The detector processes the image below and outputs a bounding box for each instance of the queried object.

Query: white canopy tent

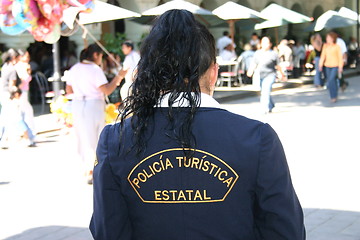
[255,3,312,30]
[254,3,312,44]
[212,1,264,42]
[63,0,141,29]
[311,8,360,32]
[132,0,223,27]
[212,1,262,21]
[79,1,140,25]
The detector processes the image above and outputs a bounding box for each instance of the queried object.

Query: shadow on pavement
[4,225,93,240]
[304,208,360,240]
[224,78,360,110]
[274,86,360,109]
[34,139,58,144]
[3,209,360,240]
[32,103,51,117]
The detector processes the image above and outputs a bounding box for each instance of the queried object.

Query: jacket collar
[157,92,222,109]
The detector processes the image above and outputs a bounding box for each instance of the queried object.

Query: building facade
[115,0,355,47]
[0,0,356,55]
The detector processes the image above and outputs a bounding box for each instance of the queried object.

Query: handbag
[106,75,126,104]
[107,86,121,104]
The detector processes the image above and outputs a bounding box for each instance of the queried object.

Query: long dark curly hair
[120,9,216,156]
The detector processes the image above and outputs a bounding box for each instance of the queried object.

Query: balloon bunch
[0,0,94,43]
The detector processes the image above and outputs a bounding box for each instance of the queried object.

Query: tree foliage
[102,32,127,60]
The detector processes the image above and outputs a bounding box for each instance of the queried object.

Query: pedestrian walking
[247,36,286,114]
[1,88,36,147]
[90,10,305,240]
[65,43,123,184]
[310,33,324,88]
[319,32,343,103]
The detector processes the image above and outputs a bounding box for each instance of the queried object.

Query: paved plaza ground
[222,75,360,240]
[0,74,359,240]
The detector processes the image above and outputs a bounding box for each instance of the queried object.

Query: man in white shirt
[336,36,348,65]
[217,31,233,55]
[119,41,141,100]
[219,40,237,61]
[336,37,347,54]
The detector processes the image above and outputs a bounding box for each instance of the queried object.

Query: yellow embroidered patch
[127,148,239,203]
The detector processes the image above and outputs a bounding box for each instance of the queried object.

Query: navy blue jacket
[90,107,305,240]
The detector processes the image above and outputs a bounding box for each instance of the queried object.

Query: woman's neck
[82,60,95,64]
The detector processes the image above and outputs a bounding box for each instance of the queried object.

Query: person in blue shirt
[240,43,256,84]
[90,9,305,240]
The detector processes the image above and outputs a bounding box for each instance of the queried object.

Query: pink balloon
[36,0,63,24]
[31,16,53,41]
[66,0,94,11]
[0,0,13,14]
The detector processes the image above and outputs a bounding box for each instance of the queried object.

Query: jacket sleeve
[90,125,132,240]
[254,124,305,240]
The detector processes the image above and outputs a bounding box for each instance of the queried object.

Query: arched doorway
[288,3,306,41]
[236,0,251,8]
[312,5,324,20]
[200,0,217,11]
[158,0,166,6]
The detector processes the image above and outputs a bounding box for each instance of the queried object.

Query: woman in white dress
[66,44,124,183]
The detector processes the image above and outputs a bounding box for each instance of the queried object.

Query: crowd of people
[215,30,355,112]
[216,31,307,87]
[0,40,140,184]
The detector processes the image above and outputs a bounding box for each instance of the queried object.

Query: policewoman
[90,10,305,240]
